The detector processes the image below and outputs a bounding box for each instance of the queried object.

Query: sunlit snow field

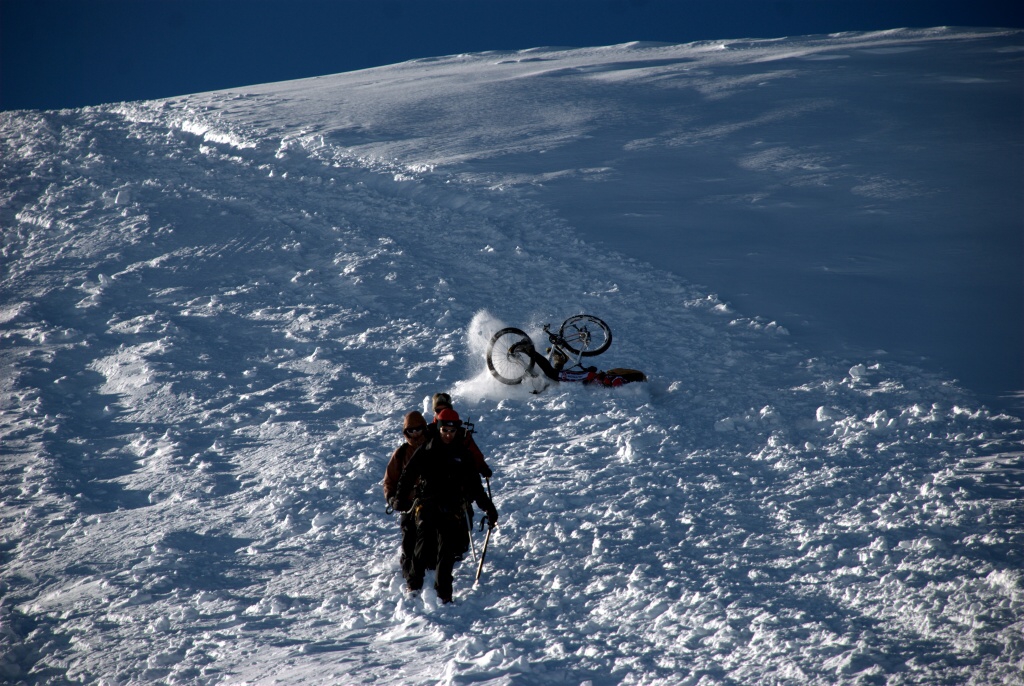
[1,27,1022,685]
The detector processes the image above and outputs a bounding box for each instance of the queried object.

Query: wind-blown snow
[1,28,1022,686]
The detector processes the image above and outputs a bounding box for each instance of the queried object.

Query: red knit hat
[436,408,461,426]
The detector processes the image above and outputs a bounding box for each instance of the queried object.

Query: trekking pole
[474,478,495,584]
[475,519,492,584]
[465,504,478,565]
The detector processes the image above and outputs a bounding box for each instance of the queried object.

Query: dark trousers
[399,512,424,581]
[409,505,467,601]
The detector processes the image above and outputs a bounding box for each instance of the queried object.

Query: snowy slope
[1,28,1022,686]
[183,26,1024,409]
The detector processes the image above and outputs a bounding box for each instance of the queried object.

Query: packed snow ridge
[1,28,1022,686]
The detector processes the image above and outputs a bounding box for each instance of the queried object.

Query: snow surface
[1,27,1023,686]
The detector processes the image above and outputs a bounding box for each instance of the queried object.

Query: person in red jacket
[429,393,493,559]
[382,411,430,585]
[429,393,492,479]
[517,345,646,387]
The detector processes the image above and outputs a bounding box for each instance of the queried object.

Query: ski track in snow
[2,30,1023,686]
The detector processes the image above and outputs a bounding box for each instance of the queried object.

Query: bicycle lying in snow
[485,314,614,386]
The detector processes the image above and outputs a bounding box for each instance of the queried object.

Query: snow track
[2,31,1023,686]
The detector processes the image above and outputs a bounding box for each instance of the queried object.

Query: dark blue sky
[2,0,1022,111]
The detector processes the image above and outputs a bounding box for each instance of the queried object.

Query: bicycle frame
[541,324,588,371]
[508,326,585,386]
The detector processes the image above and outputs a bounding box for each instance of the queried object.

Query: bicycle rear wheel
[559,315,612,357]
[486,328,537,385]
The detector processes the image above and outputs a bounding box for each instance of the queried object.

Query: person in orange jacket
[383,411,430,585]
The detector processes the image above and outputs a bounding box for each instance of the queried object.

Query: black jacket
[396,436,495,518]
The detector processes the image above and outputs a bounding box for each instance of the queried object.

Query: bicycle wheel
[486,328,537,385]
[559,314,612,357]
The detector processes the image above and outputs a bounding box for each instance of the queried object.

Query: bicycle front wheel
[559,315,612,357]
[486,328,536,385]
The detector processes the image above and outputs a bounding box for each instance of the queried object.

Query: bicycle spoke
[558,315,612,357]
[486,328,536,384]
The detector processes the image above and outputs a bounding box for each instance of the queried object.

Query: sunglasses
[404,426,426,436]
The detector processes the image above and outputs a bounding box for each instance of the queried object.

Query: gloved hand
[389,496,410,513]
[485,505,498,529]
[480,464,493,479]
